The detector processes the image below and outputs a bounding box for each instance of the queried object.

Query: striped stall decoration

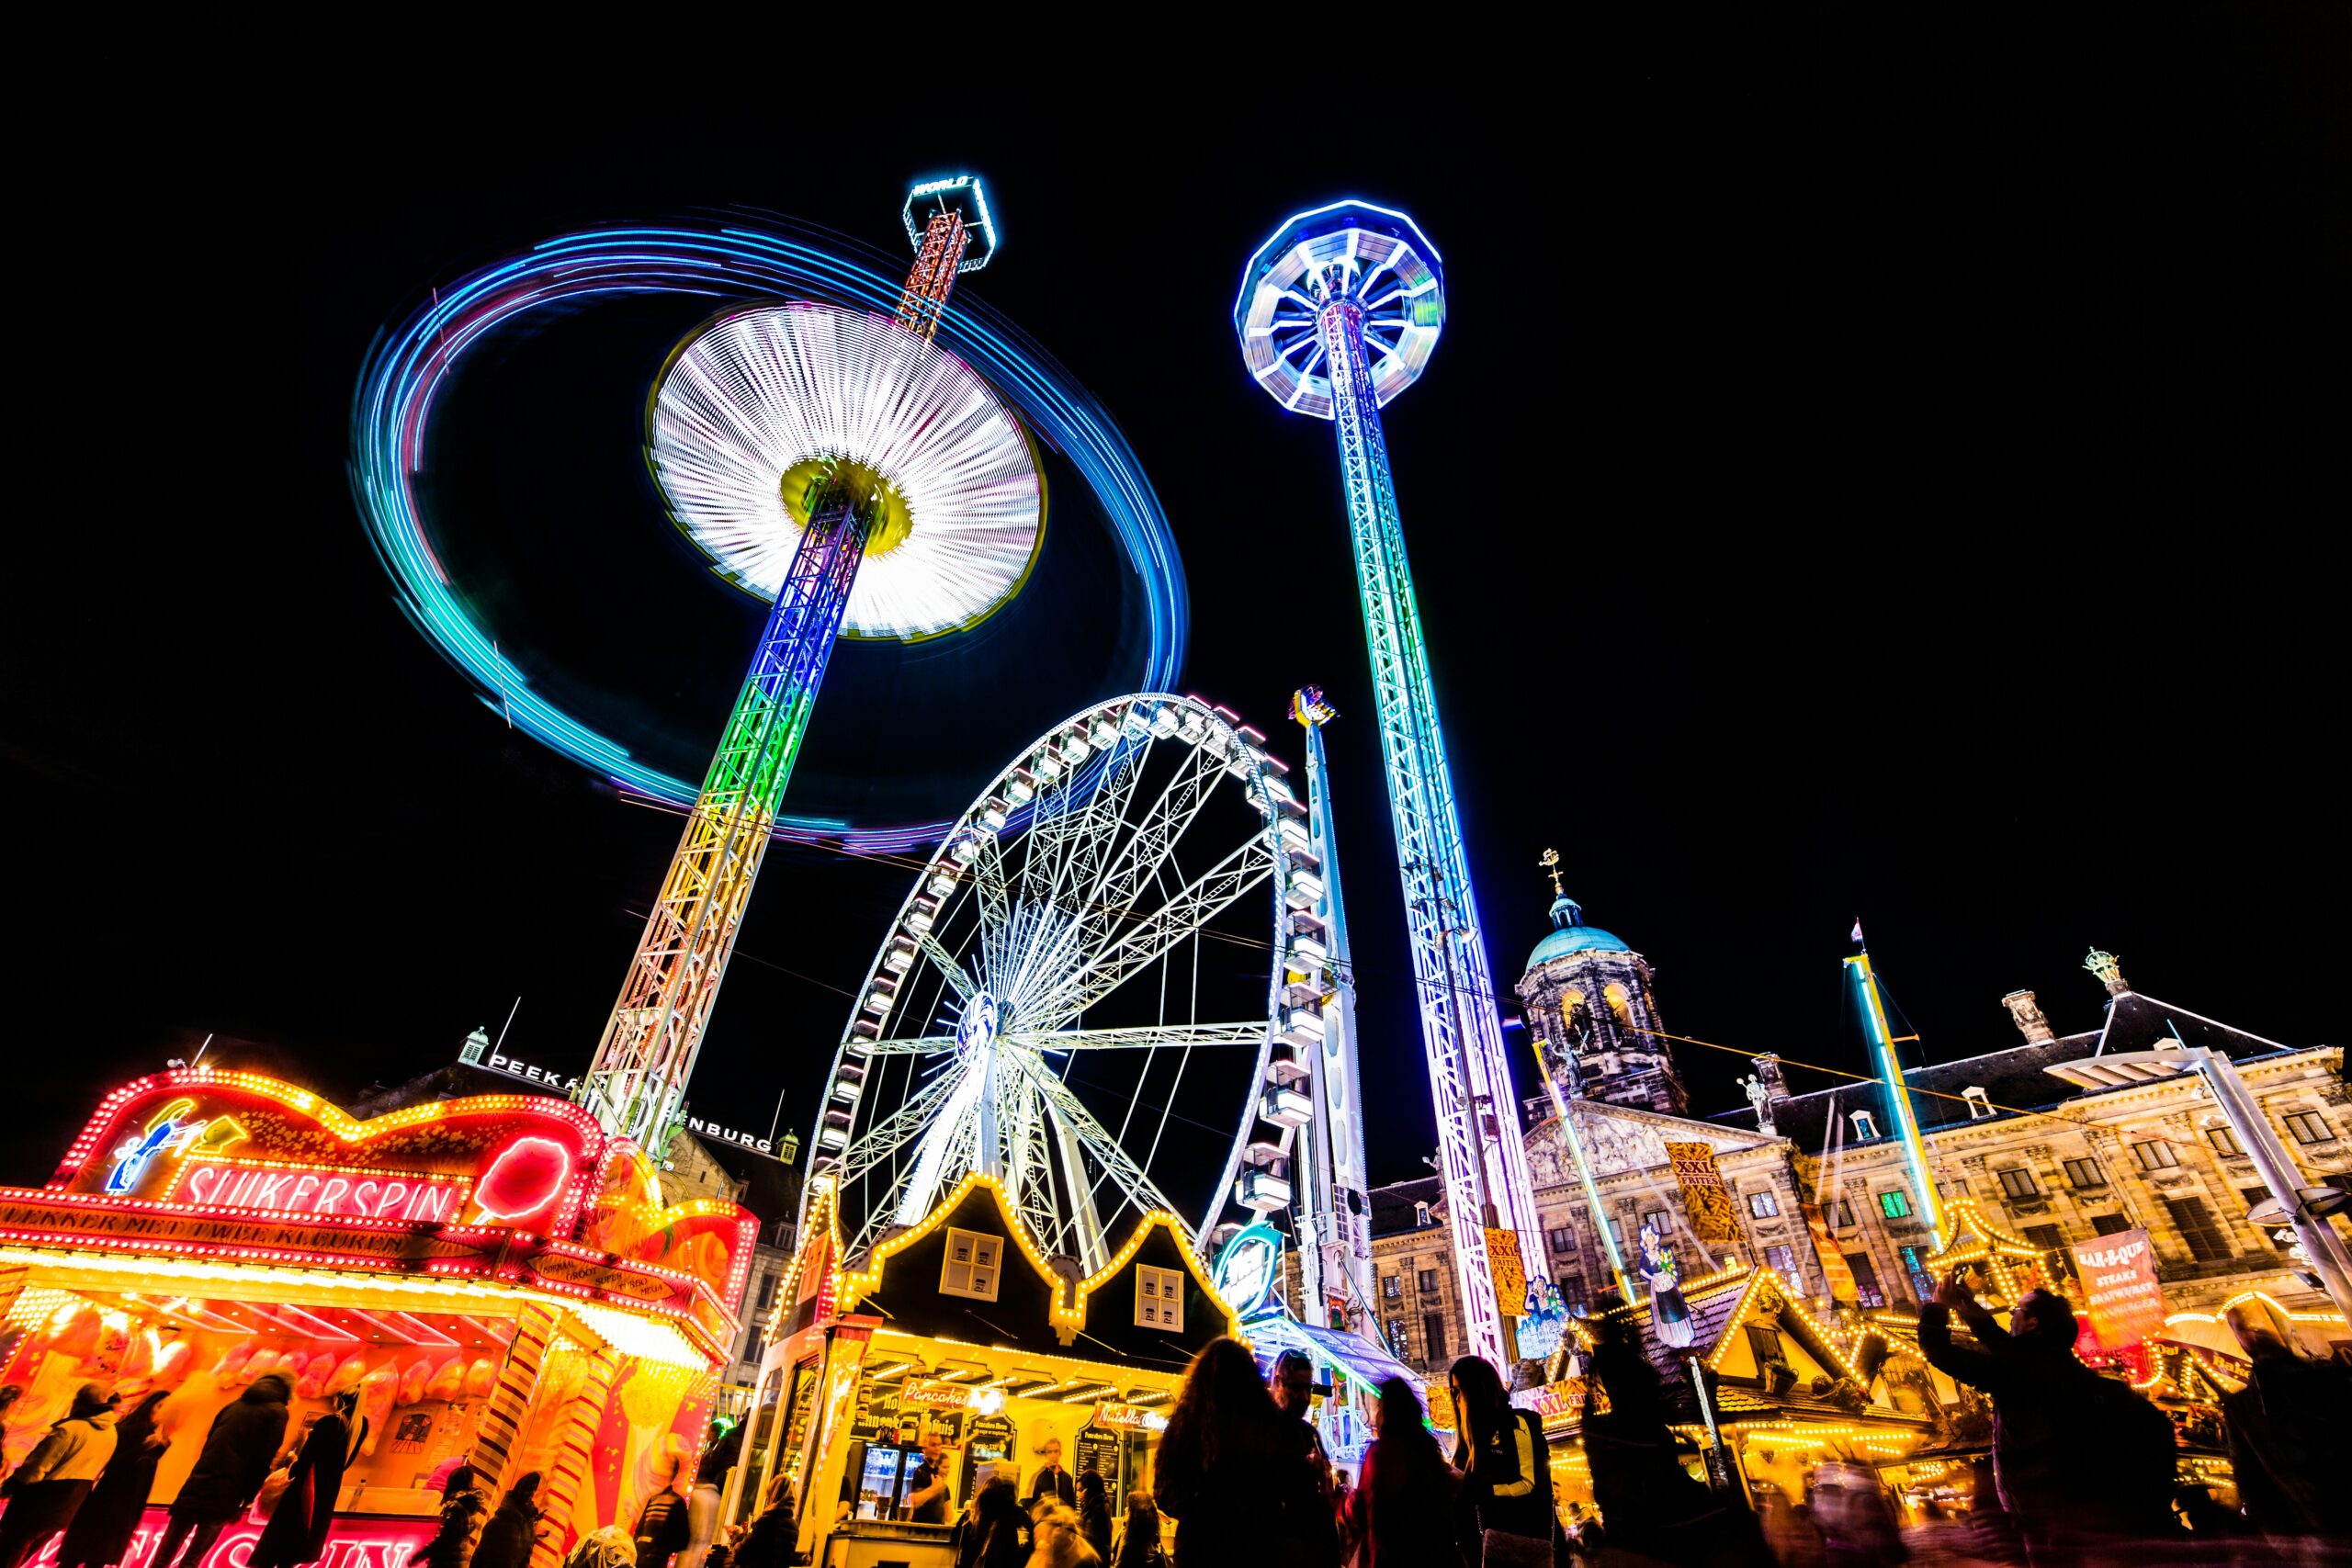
[528,1345,622,1568]
[470,1303,558,1491]
[0,1265,27,1325]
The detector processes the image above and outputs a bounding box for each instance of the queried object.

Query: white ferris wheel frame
[808,694,1307,1274]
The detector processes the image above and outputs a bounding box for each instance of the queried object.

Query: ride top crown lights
[1236,201,1541,1369]
[582,181,1042,1147]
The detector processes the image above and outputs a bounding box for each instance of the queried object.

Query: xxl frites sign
[2068,1228,2166,1351]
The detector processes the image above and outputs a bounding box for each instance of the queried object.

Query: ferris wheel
[810,694,1318,1272]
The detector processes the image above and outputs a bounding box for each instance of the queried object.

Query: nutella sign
[174,1160,470,1224]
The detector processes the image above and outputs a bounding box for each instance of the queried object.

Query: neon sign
[1092,1401,1169,1432]
[106,1100,248,1196]
[170,1158,469,1223]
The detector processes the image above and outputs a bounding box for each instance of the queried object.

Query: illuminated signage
[478,1053,780,1156]
[1091,1401,1168,1432]
[2069,1228,2166,1351]
[25,1502,435,1568]
[106,1100,249,1195]
[168,1158,469,1223]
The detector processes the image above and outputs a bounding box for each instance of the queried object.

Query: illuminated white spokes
[812,694,1295,1272]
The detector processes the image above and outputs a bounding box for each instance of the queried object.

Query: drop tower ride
[583,179,1036,1145]
[1236,203,1540,1366]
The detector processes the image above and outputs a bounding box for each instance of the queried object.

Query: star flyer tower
[1236,203,1540,1365]
[582,177,1037,1145]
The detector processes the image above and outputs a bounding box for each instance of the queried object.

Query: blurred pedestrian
[2222,1294,2352,1566]
[1027,1506,1099,1568]
[1577,1318,1757,1564]
[1074,1470,1111,1562]
[1151,1337,1327,1567]
[471,1472,546,1568]
[153,1371,291,1568]
[1807,1461,1905,1566]
[678,1422,741,1568]
[958,1472,1030,1568]
[420,1463,495,1568]
[1449,1355,1555,1565]
[0,1383,119,1568]
[1025,1438,1076,1511]
[58,1388,171,1568]
[1918,1274,2175,1566]
[1108,1492,1164,1568]
[1340,1376,1461,1568]
[733,1472,800,1568]
[252,1385,368,1568]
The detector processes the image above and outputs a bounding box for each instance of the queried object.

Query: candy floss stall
[0,1071,754,1568]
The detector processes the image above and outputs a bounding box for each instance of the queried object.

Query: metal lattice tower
[1286,687,1377,1330]
[582,178,1019,1145]
[1236,203,1541,1366]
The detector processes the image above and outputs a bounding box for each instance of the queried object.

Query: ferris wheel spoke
[1010,1052,1191,1247]
[1015,1021,1266,1052]
[919,935,978,1001]
[1026,837,1275,1030]
[972,836,1012,981]
[836,1067,966,1183]
[855,1035,957,1056]
[1011,739,1223,1023]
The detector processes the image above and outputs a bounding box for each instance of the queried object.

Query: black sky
[10,21,2346,1196]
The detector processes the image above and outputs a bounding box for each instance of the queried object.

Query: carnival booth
[0,1071,753,1568]
[1532,1262,1935,1517]
[743,1174,1240,1568]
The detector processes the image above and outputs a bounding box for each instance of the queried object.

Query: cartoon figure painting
[1638,1224,1694,1349]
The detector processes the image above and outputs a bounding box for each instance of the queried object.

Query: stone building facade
[1369,893,2351,1369]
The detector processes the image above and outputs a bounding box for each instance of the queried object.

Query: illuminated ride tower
[1236,203,1540,1366]
[582,179,1041,1145]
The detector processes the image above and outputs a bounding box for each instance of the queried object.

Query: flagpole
[1532,1039,1637,1305]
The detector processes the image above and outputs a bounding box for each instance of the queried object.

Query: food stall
[745,1173,1241,1568]
[0,1069,753,1568]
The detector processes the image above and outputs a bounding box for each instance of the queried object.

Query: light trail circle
[812,694,1291,1274]
[351,217,1187,852]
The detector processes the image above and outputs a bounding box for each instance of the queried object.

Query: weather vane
[1539,848,1565,897]
[2083,947,2128,997]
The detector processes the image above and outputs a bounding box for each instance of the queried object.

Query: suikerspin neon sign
[167,1157,471,1223]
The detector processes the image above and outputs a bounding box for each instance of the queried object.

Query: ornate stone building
[1370,897,2351,1370]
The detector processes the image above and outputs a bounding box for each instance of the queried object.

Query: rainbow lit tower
[582,178,1040,1145]
[1236,203,1540,1365]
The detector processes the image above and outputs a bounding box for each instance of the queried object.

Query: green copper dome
[1528,894,1633,967]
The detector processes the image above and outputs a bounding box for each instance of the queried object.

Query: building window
[1937,1178,1969,1201]
[2022,1224,2068,1254]
[1747,1191,1780,1218]
[2163,1194,2233,1262]
[1846,1251,1886,1308]
[2206,1127,2244,1157]
[1382,1273,1401,1301]
[1764,1245,1798,1284]
[1419,1269,1440,1293]
[2132,1141,2178,1172]
[1743,1324,1786,1369]
[2062,1158,2107,1190]
[2284,1112,2335,1145]
[1136,1264,1186,1329]
[1545,1225,1576,1254]
[757,1272,781,1311]
[939,1227,1002,1302]
[1898,1245,1934,1303]
[1557,1274,1585,1305]
[1996,1168,2040,1200]
[1608,1218,1623,1247]
[1385,1320,1408,1358]
[1641,1211,1670,1240]
[2090,1213,2134,1236]
[1423,1313,1448,1362]
[1415,1201,1433,1228]
[742,1328,764,1366]
[1826,1200,1857,1229]
[1880,1189,1912,1220]
[1851,1111,1879,1141]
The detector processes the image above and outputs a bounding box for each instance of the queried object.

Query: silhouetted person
[59,1388,171,1568]
[252,1385,368,1568]
[1341,1376,1461,1568]
[1918,1276,2175,1566]
[0,1383,119,1568]
[1152,1337,1326,1567]
[471,1472,545,1568]
[2222,1295,2352,1565]
[153,1371,292,1568]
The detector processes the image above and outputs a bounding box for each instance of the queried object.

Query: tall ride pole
[582,179,1001,1145]
[1238,204,1541,1367]
[1290,687,1377,1331]
[1847,944,1943,1249]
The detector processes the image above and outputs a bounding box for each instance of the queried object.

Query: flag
[1850,919,1865,944]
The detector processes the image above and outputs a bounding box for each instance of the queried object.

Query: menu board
[1075,1424,1122,1490]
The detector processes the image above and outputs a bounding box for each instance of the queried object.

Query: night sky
[12,23,2345,1201]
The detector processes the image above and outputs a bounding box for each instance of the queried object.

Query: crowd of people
[2,1287,2341,1568]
